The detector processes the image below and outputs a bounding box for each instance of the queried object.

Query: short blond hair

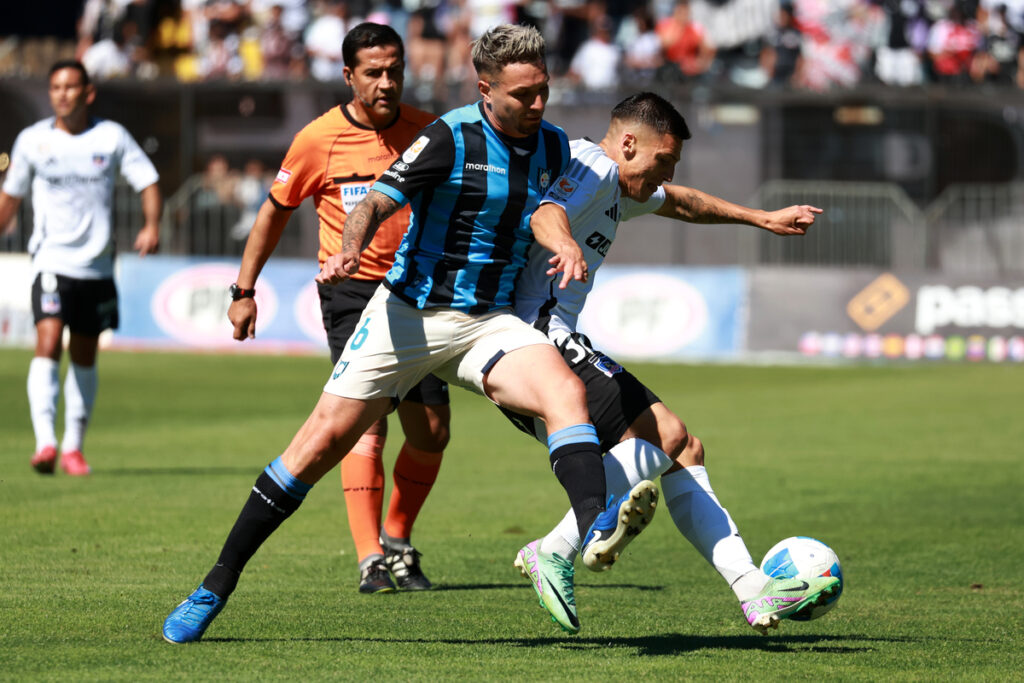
[471,24,546,80]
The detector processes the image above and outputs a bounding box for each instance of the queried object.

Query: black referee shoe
[383,544,433,591]
[358,558,396,594]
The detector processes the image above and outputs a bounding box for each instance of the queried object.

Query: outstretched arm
[530,202,588,289]
[655,184,822,235]
[228,197,293,340]
[0,192,22,234]
[316,190,400,284]
[133,183,163,255]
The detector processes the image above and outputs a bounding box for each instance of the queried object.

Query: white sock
[27,357,59,452]
[539,438,673,562]
[660,465,767,601]
[61,362,97,453]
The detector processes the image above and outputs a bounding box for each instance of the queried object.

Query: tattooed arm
[655,184,822,235]
[316,190,401,284]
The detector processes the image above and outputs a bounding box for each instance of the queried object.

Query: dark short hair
[48,60,90,86]
[342,22,404,69]
[610,92,691,141]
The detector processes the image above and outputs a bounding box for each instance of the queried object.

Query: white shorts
[323,285,553,401]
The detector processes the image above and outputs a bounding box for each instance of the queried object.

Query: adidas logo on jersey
[604,203,619,222]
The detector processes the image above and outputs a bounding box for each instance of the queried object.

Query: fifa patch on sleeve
[275,168,292,184]
[548,176,579,201]
[402,136,430,163]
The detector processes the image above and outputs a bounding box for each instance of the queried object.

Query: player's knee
[661,416,690,458]
[678,433,704,468]
[416,422,450,451]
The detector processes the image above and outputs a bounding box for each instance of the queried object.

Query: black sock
[202,464,308,598]
[549,441,606,544]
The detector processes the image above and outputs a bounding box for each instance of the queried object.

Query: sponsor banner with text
[0,254,35,347]
[748,267,1024,362]
[117,255,328,353]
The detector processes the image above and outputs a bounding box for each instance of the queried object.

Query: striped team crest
[538,168,552,191]
[92,154,109,168]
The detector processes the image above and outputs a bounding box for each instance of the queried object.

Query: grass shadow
[431,583,665,593]
[202,632,907,654]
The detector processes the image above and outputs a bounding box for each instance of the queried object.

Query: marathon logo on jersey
[393,161,409,172]
[464,162,507,176]
[402,135,430,164]
[275,167,292,185]
[548,176,579,202]
[340,182,372,213]
[92,154,109,169]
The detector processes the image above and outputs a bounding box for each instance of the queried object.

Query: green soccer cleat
[741,575,841,634]
[514,539,580,634]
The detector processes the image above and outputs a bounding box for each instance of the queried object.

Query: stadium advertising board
[748,268,1024,362]
[0,254,34,347]
[117,255,327,353]
[577,266,745,360]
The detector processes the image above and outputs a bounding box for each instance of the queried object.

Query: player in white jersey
[506,93,839,635]
[0,60,162,476]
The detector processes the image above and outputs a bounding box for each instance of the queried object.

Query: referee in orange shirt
[226,22,446,594]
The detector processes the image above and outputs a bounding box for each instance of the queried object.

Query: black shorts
[500,327,662,452]
[31,272,119,336]
[317,278,449,406]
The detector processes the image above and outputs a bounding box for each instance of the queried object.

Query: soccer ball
[760,536,843,621]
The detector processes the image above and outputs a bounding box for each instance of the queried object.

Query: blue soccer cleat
[162,585,227,644]
[580,480,658,572]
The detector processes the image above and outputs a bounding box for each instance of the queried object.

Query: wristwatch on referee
[229,283,255,301]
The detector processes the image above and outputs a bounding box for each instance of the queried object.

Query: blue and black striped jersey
[371,101,570,313]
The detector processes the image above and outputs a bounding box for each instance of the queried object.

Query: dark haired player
[0,60,162,476]
[505,92,836,634]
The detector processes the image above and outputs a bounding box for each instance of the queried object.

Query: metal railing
[2,177,319,260]
[3,176,1023,276]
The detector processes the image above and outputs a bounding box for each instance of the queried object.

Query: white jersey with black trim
[3,117,159,279]
[515,138,666,342]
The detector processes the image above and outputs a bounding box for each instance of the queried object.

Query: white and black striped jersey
[3,117,159,279]
[515,138,666,341]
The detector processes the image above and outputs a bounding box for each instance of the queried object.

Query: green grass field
[1,348,1022,680]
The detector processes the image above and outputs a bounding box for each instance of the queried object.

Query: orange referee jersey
[268,103,437,280]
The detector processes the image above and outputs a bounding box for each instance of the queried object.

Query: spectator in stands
[875,0,927,86]
[82,17,139,80]
[258,3,305,79]
[406,0,447,103]
[550,0,596,76]
[620,7,664,85]
[568,14,621,91]
[971,2,1024,84]
[230,158,271,240]
[305,0,356,81]
[198,17,244,79]
[656,0,716,82]
[194,154,240,232]
[928,3,983,84]
[761,2,805,87]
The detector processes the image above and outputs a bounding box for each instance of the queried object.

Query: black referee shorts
[31,272,119,336]
[500,329,662,452]
[317,278,449,406]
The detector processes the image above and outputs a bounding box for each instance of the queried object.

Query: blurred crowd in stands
[3,0,1024,92]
